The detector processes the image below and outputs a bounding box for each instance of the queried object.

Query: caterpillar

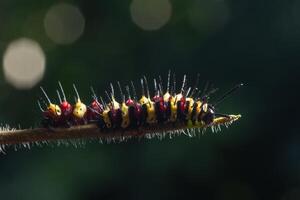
[39,71,242,132]
[0,71,242,153]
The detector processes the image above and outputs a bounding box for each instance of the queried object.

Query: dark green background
[0,0,299,199]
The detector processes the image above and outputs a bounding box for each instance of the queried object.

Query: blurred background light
[188,0,230,35]
[130,0,172,31]
[44,3,85,45]
[3,38,46,89]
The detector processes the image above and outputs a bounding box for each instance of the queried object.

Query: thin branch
[0,115,241,146]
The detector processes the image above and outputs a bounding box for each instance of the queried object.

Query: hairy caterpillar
[0,71,242,153]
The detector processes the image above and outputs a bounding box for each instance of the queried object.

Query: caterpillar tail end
[187,114,241,129]
[212,114,241,126]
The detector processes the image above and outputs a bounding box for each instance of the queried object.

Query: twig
[0,115,241,146]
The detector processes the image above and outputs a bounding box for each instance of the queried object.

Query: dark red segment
[126,98,146,127]
[126,99,134,106]
[57,101,73,127]
[180,97,186,113]
[87,99,103,121]
[108,107,122,128]
[154,96,167,123]
[126,101,145,128]
[152,95,160,102]
[177,97,187,122]
[60,101,72,118]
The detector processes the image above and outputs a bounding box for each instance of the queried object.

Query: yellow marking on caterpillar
[175,93,183,104]
[102,109,111,128]
[121,102,130,128]
[170,96,177,122]
[111,98,120,110]
[145,101,156,124]
[73,99,87,119]
[48,103,61,116]
[186,97,194,120]
[139,95,149,105]
[163,92,171,102]
[202,103,208,113]
[140,95,156,124]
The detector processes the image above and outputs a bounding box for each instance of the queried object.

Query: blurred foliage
[0,0,299,199]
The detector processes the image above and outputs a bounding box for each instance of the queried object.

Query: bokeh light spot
[3,38,46,89]
[44,3,85,44]
[130,0,172,31]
